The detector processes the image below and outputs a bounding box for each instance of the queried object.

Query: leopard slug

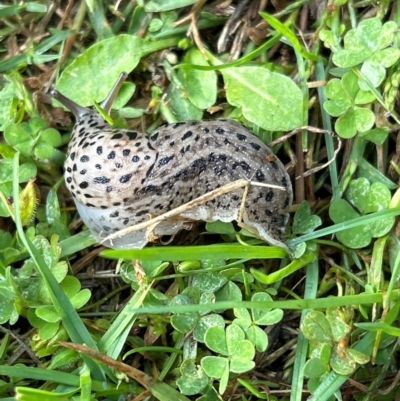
[51,72,293,249]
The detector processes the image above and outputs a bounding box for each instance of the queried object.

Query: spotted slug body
[51,73,292,249]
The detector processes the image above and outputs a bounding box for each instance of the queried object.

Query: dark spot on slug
[136,210,148,217]
[250,142,261,151]
[120,174,132,183]
[265,191,274,202]
[182,131,193,140]
[255,169,265,182]
[127,131,138,140]
[93,176,111,184]
[158,155,174,167]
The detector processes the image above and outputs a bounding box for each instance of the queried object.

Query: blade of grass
[60,230,97,258]
[289,206,400,246]
[101,244,288,261]
[290,258,319,401]
[12,153,106,381]
[98,283,150,358]
[260,12,320,62]
[60,342,192,401]
[84,0,113,39]
[0,366,107,392]
[315,60,340,200]
[127,290,400,315]
[174,32,282,71]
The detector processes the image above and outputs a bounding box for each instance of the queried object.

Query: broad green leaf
[0,281,18,324]
[59,274,81,298]
[167,80,203,121]
[221,66,303,131]
[56,35,177,108]
[181,48,217,109]
[145,0,196,12]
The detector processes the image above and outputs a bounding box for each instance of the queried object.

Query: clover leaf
[4,117,61,159]
[332,18,400,69]
[233,292,283,352]
[176,359,209,396]
[202,325,255,394]
[324,71,375,138]
[301,309,369,376]
[292,201,322,234]
[329,178,394,248]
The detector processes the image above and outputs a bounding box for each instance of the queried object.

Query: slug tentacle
[52,73,293,249]
[50,89,90,118]
[101,72,128,113]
